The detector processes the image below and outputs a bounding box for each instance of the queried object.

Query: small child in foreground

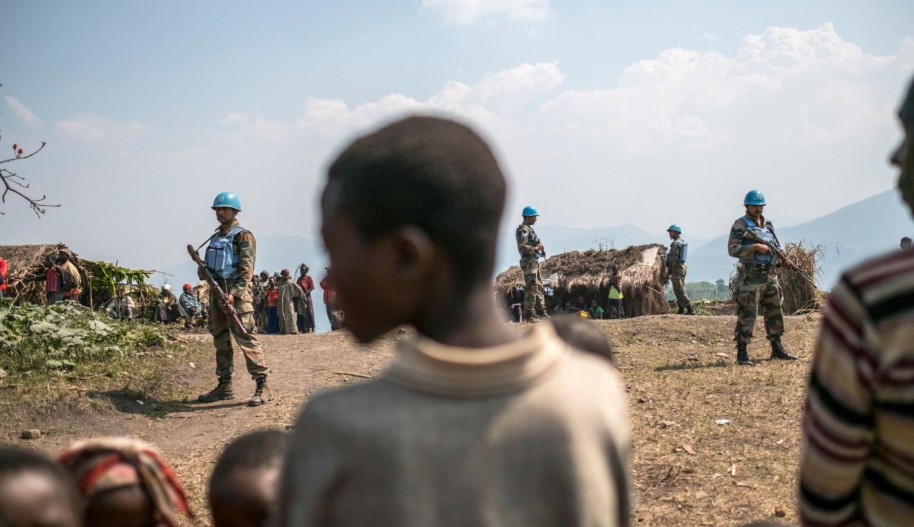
[0,446,81,527]
[209,430,287,527]
[58,437,191,527]
[277,116,630,526]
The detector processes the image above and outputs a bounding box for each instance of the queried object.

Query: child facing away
[0,446,82,527]
[209,430,288,527]
[58,437,191,527]
[277,116,631,527]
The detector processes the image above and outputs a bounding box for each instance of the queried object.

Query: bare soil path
[3,315,819,526]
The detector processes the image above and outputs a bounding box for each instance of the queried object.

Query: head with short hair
[551,315,614,364]
[321,116,507,342]
[0,446,82,527]
[893,77,914,214]
[57,251,70,264]
[209,431,287,527]
[901,236,912,249]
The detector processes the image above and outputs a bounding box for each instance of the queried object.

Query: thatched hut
[495,245,671,317]
[0,244,87,304]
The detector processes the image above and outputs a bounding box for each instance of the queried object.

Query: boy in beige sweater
[277,116,631,527]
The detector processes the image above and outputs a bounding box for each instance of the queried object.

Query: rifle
[741,229,817,289]
[186,244,248,335]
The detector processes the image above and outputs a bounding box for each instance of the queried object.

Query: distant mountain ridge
[688,189,912,287]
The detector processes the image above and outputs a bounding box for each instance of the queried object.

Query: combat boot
[198,378,234,402]
[770,340,798,360]
[685,305,695,316]
[536,311,551,320]
[736,344,754,366]
[248,377,274,407]
[676,306,685,315]
[524,312,539,323]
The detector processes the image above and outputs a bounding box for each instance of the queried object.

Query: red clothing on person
[297,275,315,293]
[320,276,335,304]
[46,266,61,293]
[0,257,7,293]
[267,288,278,307]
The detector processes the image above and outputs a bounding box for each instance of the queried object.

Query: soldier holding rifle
[516,206,548,322]
[193,192,272,406]
[727,190,799,366]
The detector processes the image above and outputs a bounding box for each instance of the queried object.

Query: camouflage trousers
[278,300,298,335]
[670,266,690,309]
[209,297,268,380]
[521,257,546,316]
[734,264,784,344]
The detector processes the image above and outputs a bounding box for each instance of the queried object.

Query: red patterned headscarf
[58,438,191,526]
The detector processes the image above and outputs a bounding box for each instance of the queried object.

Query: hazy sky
[2,0,913,272]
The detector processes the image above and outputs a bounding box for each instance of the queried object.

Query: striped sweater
[800,248,914,526]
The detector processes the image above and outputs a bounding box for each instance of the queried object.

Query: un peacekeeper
[516,206,548,321]
[197,192,273,406]
[727,190,798,366]
[666,224,694,315]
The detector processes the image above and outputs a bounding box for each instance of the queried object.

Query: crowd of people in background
[251,264,343,335]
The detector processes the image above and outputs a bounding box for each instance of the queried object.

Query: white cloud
[217,24,914,238]
[5,96,41,126]
[55,112,147,145]
[701,33,717,41]
[421,0,551,24]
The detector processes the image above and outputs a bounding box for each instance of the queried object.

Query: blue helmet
[744,190,766,206]
[522,206,539,217]
[667,224,682,233]
[212,192,241,211]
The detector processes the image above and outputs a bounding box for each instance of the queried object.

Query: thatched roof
[496,244,667,292]
[0,244,74,271]
[496,244,671,317]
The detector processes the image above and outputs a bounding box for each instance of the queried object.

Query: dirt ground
[1,315,818,527]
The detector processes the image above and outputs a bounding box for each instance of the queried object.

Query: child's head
[0,446,81,527]
[209,430,287,527]
[591,299,598,307]
[321,116,507,342]
[58,437,190,527]
[551,315,615,365]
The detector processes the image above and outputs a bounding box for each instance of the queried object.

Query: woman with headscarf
[58,437,191,527]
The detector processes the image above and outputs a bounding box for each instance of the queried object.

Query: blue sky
[2,0,914,272]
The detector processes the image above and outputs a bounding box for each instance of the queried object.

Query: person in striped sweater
[799,77,914,526]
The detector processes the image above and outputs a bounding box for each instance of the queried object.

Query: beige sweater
[277,323,631,527]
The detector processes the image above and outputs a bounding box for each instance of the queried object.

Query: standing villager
[798,76,914,527]
[516,206,548,321]
[252,270,270,333]
[666,224,693,315]
[606,265,624,319]
[277,116,630,527]
[155,285,187,325]
[197,192,272,407]
[727,190,798,366]
[0,256,7,298]
[104,287,136,320]
[37,255,64,304]
[321,266,343,331]
[266,276,280,334]
[277,269,304,335]
[57,251,81,303]
[296,264,316,333]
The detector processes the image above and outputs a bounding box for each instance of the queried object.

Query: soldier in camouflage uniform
[516,206,547,321]
[727,190,798,366]
[666,224,694,315]
[277,269,304,335]
[198,192,273,406]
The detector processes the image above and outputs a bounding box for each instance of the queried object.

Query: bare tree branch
[0,143,60,216]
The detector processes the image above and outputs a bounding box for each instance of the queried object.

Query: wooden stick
[334,371,370,379]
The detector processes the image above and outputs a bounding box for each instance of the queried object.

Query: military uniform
[516,223,546,318]
[666,239,691,313]
[277,280,304,335]
[727,215,784,345]
[206,219,269,381]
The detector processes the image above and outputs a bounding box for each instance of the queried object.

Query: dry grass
[605,314,818,526]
